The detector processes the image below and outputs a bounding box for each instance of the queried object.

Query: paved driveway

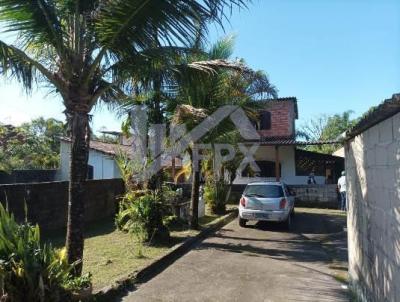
[119,209,349,302]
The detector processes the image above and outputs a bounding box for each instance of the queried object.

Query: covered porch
[234,138,344,185]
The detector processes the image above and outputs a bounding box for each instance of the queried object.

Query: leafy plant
[116,193,170,245]
[204,179,229,214]
[63,272,92,291]
[0,203,89,302]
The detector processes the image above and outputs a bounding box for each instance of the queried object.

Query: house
[345,93,400,301]
[58,135,182,181]
[58,97,343,185]
[234,97,344,185]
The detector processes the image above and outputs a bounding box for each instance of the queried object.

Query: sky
[0,0,399,133]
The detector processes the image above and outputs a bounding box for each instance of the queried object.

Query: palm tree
[0,0,249,275]
[170,36,277,228]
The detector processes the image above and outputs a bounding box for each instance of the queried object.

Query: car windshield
[244,185,284,198]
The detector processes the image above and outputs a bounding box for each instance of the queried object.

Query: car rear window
[244,185,284,198]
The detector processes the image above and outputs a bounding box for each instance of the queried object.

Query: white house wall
[88,150,120,180]
[233,145,292,184]
[57,141,122,181]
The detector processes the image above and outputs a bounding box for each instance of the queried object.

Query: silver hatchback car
[238,182,295,229]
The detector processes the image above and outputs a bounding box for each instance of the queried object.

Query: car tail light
[240,197,247,207]
[279,198,287,209]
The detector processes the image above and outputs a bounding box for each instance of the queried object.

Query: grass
[81,224,201,290]
[45,206,228,291]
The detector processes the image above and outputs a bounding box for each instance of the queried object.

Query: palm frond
[95,0,248,51]
[0,0,64,52]
[0,40,58,92]
[209,34,235,60]
[0,40,33,90]
[244,70,278,99]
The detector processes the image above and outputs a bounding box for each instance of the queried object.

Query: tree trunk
[65,109,90,276]
[189,149,199,229]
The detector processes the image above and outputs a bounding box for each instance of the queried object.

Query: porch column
[275,145,280,181]
[172,157,176,183]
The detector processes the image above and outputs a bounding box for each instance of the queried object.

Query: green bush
[0,204,89,302]
[204,180,229,214]
[116,193,170,244]
[163,215,188,231]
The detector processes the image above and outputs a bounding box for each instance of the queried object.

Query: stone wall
[290,184,339,208]
[228,184,339,208]
[0,179,125,231]
[346,112,400,302]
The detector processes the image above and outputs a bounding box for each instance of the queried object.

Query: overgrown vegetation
[0,204,91,301]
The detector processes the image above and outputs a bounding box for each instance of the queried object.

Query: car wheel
[290,208,295,218]
[239,217,247,227]
[283,214,292,231]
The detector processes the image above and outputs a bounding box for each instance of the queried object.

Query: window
[241,160,281,178]
[244,185,284,198]
[260,111,271,130]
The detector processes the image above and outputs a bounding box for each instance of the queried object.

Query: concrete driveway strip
[120,214,348,302]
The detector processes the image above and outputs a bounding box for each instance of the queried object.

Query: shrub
[0,204,89,302]
[163,215,188,231]
[116,193,170,245]
[204,179,229,214]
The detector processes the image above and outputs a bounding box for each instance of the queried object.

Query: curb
[92,209,238,301]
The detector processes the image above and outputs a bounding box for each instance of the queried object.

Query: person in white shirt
[337,171,347,211]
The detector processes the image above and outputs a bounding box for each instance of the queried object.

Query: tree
[0,118,66,171]
[170,36,277,228]
[298,110,356,154]
[0,0,249,275]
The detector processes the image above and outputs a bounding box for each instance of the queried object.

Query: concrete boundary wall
[346,111,400,301]
[0,179,125,231]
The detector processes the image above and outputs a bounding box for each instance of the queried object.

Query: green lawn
[81,222,199,290]
[45,209,228,291]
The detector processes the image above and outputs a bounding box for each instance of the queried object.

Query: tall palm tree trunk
[65,108,90,276]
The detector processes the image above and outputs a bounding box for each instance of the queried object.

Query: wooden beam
[275,145,280,181]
